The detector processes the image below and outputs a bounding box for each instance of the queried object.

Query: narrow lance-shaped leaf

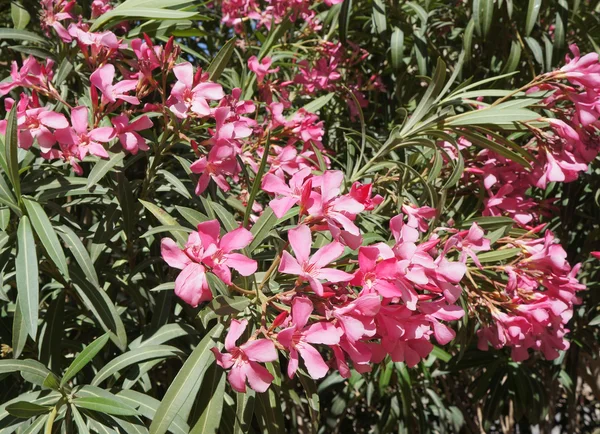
[4,104,21,201]
[16,216,38,339]
[206,37,236,82]
[23,198,69,278]
[61,333,110,387]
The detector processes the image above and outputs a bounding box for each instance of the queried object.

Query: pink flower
[194,220,257,285]
[90,64,140,105]
[54,106,114,158]
[401,204,436,232]
[262,167,314,218]
[248,56,279,84]
[161,235,211,307]
[111,114,153,154]
[212,319,278,393]
[278,224,353,296]
[591,252,600,259]
[277,297,340,379]
[168,62,224,118]
[0,57,53,96]
[349,182,383,211]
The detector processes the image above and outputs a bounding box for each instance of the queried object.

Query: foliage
[0,1,598,433]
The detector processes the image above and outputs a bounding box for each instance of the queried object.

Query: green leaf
[11,2,31,30]
[553,0,568,52]
[0,28,47,44]
[23,198,69,278]
[90,1,200,31]
[372,0,386,34]
[0,359,51,378]
[57,225,100,289]
[149,323,224,434]
[118,390,189,434]
[391,27,404,70]
[207,37,236,82]
[300,93,335,115]
[339,0,352,44]
[16,216,38,339]
[200,295,251,327]
[139,200,187,245]
[12,299,28,358]
[463,19,475,63]
[501,40,522,74]
[446,107,539,127]
[4,103,21,201]
[524,37,544,65]
[233,390,255,434]
[72,397,138,416]
[189,363,226,434]
[61,333,110,387]
[39,292,64,372]
[91,345,182,386]
[474,248,520,263]
[525,0,541,36]
[6,402,50,418]
[255,362,285,434]
[430,346,452,363]
[458,129,531,168]
[243,133,270,227]
[248,207,278,253]
[71,404,91,434]
[87,153,125,188]
[71,269,127,351]
[257,14,292,60]
[209,201,238,232]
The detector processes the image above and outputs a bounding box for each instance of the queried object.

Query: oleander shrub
[0,0,599,433]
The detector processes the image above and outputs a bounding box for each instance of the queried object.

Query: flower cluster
[474,231,585,361]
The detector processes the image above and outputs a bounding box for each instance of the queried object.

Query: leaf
[248,207,278,253]
[233,390,255,434]
[446,107,539,127]
[6,402,50,418]
[73,397,138,416]
[391,27,404,70]
[257,13,292,60]
[176,206,209,227]
[57,225,100,289]
[11,2,31,30]
[372,0,386,34]
[524,37,544,65]
[254,362,285,434]
[118,390,189,434]
[478,0,494,39]
[39,292,64,372]
[501,40,522,74]
[463,19,475,63]
[430,346,452,363]
[23,198,69,278]
[458,129,531,168]
[300,93,335,115]
[71,270,127,351]
[91,345,182,386]
[525,0,542,36]
[209,201,239,232]
[553,0,568,52]
[189,363,226,434]
[200,296,251,327]
[139,200,187,245]
[339,0,352,44]
[0,28,47,44]
[207,37,237,82]
[0,359,51,378]
[16,216,38,339]
[71,404,91,434]
[149,323,224,434]
[5,104,21,201]
[90,1,200,31]
[87,153,125,188]
[243,133,270,227]
[12,299,28,359]
[61,333,110,387]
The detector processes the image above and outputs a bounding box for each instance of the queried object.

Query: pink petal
[310,241,344,269]
[88,141,109,158]
[129,115,153,131]
[89,127,115,142]
[242,339,277,362]
[291,297,313,329]
[221,227,253,252]
[245,361,274,393]
[224,253,257,276]
[38,111,68,129]
[174,263,211,307]
[287,348,299,379]
[304,322,340,345]
[298,344,329,379]
[225,319,248,352]
[278,251,302,275]
[269,196,298,219]
[227,364,247,393]
[262,173,292,195]
[196,220,221,247]
[432,321,455,345]
[211,347,234,369]
[70,106,89,134]
[173,62,194,88]
[162,238,191,270]
[90,64,114,93]
[307,276,324,296]
[288,224,312,264]
[315,267,353,283]
[192,82,225,100]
